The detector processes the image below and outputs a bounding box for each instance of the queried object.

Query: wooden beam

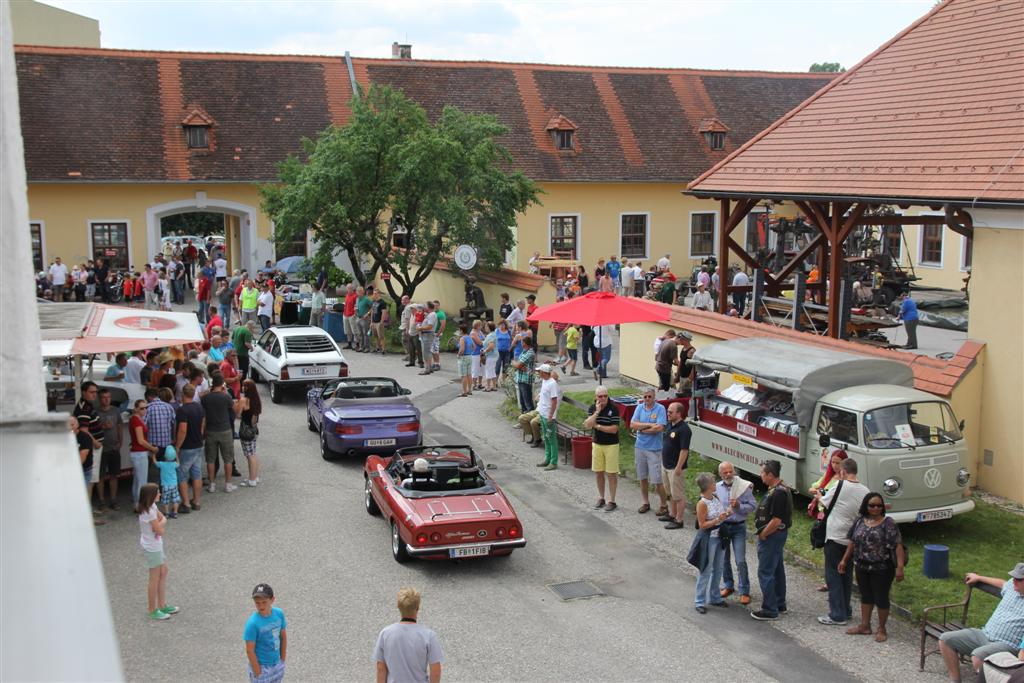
[827,201,843,337]
[717,198,730,314]
[836,202,869,243]
[775,232,826,281]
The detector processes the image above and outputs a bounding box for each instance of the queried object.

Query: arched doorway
[145,195,261,274]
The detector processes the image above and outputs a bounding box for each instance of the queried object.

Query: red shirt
[220,360,240,396]
[205,313,223,339]
[197,275,211,302]
[124,278,134,297]
[133,279,144,297]
[129,415,148,452]
[344,293,357,316]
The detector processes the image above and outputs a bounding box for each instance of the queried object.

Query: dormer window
[185,125,209,149]
[181,104,216,152]
[699,117,729,151]
[546,113,579,153]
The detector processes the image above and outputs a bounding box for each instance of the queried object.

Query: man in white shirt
[621,259,635,297]
[732,268,750,316]
[656,254,671,273]
[535,364,562,471]
[593,324,616,381]
[692,282,714,311]
[506,299,526,328]
[214,255,229,282]
[49,257,69,302]
[124,351,147,384]
[817,459,870,626]
[256,283,274,331]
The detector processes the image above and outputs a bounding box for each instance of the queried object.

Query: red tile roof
[431,260,544,292]
[14,45,834,183]
[656,305,983,396]
[689,0,1024,205]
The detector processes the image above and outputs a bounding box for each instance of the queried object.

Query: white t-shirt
[594,325,615,348]
[257,291,274,317]
[653,337,664,356]
[538,377,562,420]
[125,356,146,384]
[214,258,228,278]
[49,262,68,284]
[733,271,750,287]
[823,479,870,546]
[621,266,635,288]
[138,504,162,552]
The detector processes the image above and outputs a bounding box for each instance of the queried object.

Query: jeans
[131,451,150,504]
[220,304,232,328]
[695,534,725,607]
[598,345,612,379]
[732,292,747,317]
[756,528,788,615]
[198,300,209,324]
[496,350,511,377]
[517,382,535,413]
[540,416,558,465]
[177,447,203,483]
[825,540,854,621]
[720,521,750,596]
[258,314,271,331]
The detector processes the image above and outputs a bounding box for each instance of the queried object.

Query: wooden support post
[751,268,765,323]
[792,271,806,332]
[839,276,853,340]
[718,198,730,314]
[827,202,843,338]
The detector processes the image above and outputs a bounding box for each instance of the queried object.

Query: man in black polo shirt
[660,402,691,529]
[583,387,621,512]
[751,459,793,621]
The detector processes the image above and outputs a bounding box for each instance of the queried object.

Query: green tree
[261,85,541,301]
[809,62,846,73]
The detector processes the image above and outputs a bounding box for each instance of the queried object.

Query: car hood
[324,397,418,420]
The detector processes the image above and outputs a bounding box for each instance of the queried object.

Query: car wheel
[269,380,282,404]
[364,478,381,516]
[307,409,317,432]
[391,522,411,563]
[320,427,336,461]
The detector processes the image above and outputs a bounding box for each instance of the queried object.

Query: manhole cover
[548,580,604,601]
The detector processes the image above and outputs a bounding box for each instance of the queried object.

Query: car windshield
[863,402,962,449]
[325,379,400,400]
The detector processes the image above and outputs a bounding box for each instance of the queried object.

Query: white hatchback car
[250,325,349,403]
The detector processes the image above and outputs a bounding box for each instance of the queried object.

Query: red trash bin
[571,436,593,469]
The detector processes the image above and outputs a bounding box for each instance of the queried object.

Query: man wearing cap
[245,583,287,683]
[692,281,713,311]
[535,364,562,471]
[939,564,1024,682]
[675,331,696,395]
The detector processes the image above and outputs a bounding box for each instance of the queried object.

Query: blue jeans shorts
[177,447,203,482]
[634,448,662,484]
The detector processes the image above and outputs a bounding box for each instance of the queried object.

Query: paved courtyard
[96,342,953,682]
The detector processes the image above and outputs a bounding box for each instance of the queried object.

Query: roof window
[181,105,216,151]
[699,117,729,151]
[546,114,579,152]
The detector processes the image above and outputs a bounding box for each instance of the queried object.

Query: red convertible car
[364,445,526,563]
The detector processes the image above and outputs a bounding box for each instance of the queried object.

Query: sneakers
[544,464,557,471]
[750,610,778,621]
[149,609,170,621]
[160,605,180,615]
[225,483,238,492]
[207,483,216,493]
[664,521,684,529]
[167,512,178,519]
[239,480,258,487]
[817,616,848,626]
[656,514,674,522]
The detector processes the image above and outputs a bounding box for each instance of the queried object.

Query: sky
[43,0,936,72]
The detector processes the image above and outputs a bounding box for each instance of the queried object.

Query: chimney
[391,42,412,59]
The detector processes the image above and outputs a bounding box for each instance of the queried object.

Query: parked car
[364,445,526,563]
[307,377,420,460]
[249,325,348,403]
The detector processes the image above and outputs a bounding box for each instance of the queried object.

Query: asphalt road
[96,348,944,682]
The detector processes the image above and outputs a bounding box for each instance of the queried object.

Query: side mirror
[401,388,412,395]
[959,419,965,431]
[818,433,831,448]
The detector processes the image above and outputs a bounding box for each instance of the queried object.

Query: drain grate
[548,580,604,601]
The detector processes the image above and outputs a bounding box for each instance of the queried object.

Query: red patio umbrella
[527,292,671,383]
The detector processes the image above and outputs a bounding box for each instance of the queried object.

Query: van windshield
[863,402,962,449]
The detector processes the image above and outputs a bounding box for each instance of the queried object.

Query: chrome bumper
[407,538,526,556]
[888,499,975,524]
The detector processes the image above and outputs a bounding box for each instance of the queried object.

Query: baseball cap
[252,583,274,599]
[537,363,553,374]
[1009,563,1024,580]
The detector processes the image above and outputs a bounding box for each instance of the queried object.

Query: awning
[38,303,204,357]
[690,337,913,428]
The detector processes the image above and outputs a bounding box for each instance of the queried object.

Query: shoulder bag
[810,480,843,549]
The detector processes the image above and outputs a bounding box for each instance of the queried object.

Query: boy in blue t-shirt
[155,446,181,518]
[245,583,287,683]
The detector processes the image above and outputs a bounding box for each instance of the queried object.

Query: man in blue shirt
[629,390,668,517]
[897,292,920,350]
[607,255,622,294]
[715,461,758,606]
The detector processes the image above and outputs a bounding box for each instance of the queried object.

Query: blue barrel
[922,544,949,579]
[323,311,346,343]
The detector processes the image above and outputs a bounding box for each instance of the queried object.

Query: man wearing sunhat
[534,364,562,471]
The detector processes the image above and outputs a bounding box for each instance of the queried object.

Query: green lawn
[543,386,1024,622]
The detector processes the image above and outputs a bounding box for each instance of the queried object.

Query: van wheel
[269,380,282,403]
[365,478,381,516]
[391,522,411,563]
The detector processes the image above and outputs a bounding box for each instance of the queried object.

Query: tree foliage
[261,85,541,301]
[809,62,846,73]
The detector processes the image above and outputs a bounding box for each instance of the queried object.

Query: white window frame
[618,211,650,261]
[959,234,972,272]
[916,212,945,269]
[547,213,581,262]
[87,219,133,271]
[688,210,719,259]
[29,220,46,272]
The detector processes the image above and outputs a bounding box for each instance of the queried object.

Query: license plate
[302,367,327,376]
[916,508,953,522]
[450,546,489,558]
[364,438,396,447]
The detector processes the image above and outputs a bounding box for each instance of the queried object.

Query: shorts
[591,443,620,474]
[83,467,93,485]
[484,355,498,380]
[567,349,578,361]
[431,337,440,355]
[458,356,472,377]
[248,660,286,683]
[472,355,483,378]
[177,447,203,482]
[100,449,121,478]
[663,466,687,501]
[940,628,1017,661]
[634,448,662,483]
[204,429,235,465]
[144,548,166,569]
[90,459,101,483]
[242,436,258,457]
[161,485,181,507]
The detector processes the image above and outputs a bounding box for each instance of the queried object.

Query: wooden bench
[920,580,1003,670]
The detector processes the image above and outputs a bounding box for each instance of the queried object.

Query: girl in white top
[136,483,178,621]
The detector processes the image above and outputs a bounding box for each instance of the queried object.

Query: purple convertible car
[307,377,422,460]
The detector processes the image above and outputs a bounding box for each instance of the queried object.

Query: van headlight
[883,478,902,496]
[956,468,970,487]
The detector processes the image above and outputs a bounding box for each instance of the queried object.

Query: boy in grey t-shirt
[373,587,443,683]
